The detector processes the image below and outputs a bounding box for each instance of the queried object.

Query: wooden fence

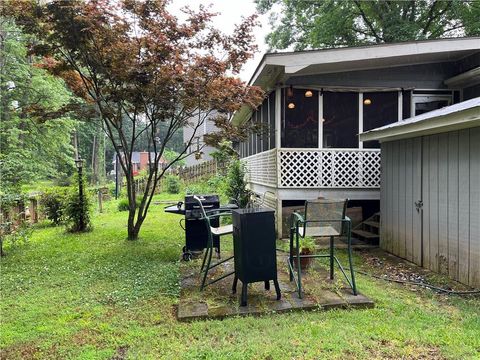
[132,177,165,195]
[179,160,224,183]
[0,195,40,225]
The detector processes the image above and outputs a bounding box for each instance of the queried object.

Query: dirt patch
[0,342,40,360]
[110,345,129,360]
[364,339,446,360]
[357,248,473,293]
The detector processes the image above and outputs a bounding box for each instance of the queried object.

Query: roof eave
[360,107,480,143]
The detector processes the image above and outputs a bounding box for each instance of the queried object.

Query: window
[363,92,398,148]
[281,88,318,148]
[412,91,452,116]
[323,92,358,148]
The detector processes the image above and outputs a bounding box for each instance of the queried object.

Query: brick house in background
[112,151,167,176]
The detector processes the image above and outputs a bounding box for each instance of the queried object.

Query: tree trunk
[127,206,138,240]
[91,134,98,184]
[127,223,139,240]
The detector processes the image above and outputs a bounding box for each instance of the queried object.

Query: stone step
[363,220,380,229]
[352,229,379,239]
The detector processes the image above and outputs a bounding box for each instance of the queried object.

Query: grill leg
[273,279,281,300]
[241,282,248,307]
[264,280,270,290]
[232,275,238,294]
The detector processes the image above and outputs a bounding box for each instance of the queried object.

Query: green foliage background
[256,0,480,50]
[0,19,77,192]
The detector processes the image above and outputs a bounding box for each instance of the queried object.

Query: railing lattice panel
[243,148,380,189]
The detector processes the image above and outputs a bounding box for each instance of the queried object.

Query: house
[112,151,167,176]
[359,97,480,287]
[183,113,220,167]
[231,37,480,237]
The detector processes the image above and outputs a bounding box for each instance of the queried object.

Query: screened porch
[238,86,458,190]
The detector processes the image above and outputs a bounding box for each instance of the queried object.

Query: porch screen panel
[255,109,261,154]
[249,117,254,156]
[262,100,269,151]
[281,88,318,148]
[323,92,358,148]
[363,91,398,148]
[269,92,275,149]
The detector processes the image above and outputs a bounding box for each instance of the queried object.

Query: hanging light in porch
[287,102,295,109]
[363,98,372,105]
[287,85,294,98]
[304,90,313,98]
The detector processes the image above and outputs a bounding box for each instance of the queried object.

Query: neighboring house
[112,151,167,176]
[359,97,480,288]
[231,37,480,237]
[183,113,219,167]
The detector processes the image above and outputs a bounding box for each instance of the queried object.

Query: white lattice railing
[243,148,381,189]
[278,148,381,188]
[241,148,277,187]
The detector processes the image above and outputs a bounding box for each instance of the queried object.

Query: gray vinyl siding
[381,127,480,287]
[183,114,218,167]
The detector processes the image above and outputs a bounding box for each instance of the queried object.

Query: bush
[165,175,180,194]
[0,192,27,215]
[118,198,130,211]
[40,187,68,225]
[225,160,250,208]
[0,220,33,256]
[64,178,92,232]
[117,197,142,212]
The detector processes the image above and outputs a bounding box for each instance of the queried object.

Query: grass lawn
[1,194,479,359]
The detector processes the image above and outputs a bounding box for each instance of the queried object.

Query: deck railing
[242,148,278,187]
[243,148,381,189]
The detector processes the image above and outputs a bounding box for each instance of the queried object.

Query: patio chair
[193,195,234,291]
[288,199,357,298]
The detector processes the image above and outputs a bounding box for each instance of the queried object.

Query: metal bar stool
[193,196,234,290]
[288,199,357,298]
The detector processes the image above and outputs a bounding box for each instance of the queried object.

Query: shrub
[225,160,250,208]
[64,178,92,232]
[118,198,130,211]
[0,220,33,256]
[40,187,68,225]
[166,175,180,194]
[117,197,142,212]
[0,192,27,216]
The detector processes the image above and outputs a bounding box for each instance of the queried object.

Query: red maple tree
[6,0,264,240]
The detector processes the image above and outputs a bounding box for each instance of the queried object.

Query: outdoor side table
[232,208,281,306]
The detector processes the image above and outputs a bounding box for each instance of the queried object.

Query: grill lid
[185,194,220,210]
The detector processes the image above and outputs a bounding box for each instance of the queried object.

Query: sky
[168,0,271,82]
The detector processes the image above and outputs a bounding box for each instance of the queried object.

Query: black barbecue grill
[164,194,236,261]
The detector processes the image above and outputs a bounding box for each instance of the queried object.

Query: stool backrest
[304,199,348,234]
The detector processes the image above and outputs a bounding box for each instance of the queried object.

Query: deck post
[276,195,283,239]
[358,93,363,149]
[275,87,281,149]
